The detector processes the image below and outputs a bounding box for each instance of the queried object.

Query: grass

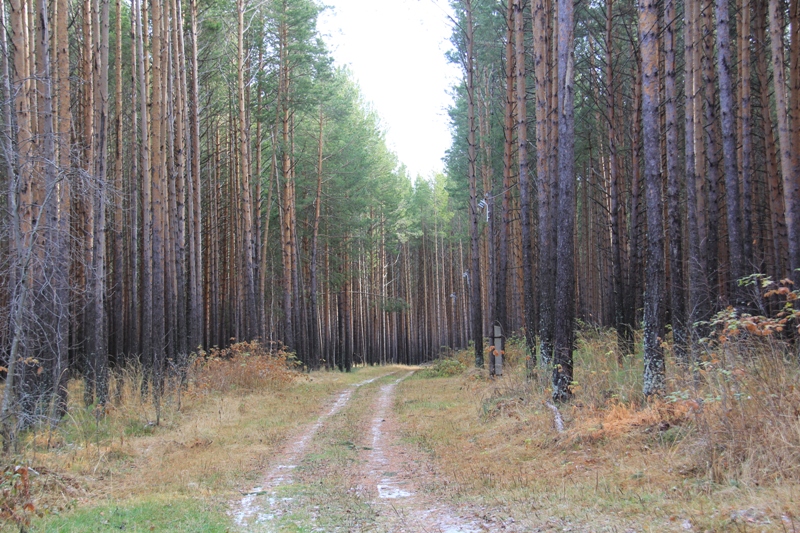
[243,370,410,531]
[396,328,800,531]
[3,322,800,532]
[30,497,228,532]
[1,345,395,531]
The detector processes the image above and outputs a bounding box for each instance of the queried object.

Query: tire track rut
[232,373,390,528]
[357,372,482,533]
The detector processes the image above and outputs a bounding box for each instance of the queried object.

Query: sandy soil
[354,372,484,532]
[230,371,490,532]
[231,374,386,528]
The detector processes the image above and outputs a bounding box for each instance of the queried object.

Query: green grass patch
[30,498,228,533]
[417,359,465,378]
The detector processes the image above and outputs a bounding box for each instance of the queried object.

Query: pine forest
[1,0,800,529]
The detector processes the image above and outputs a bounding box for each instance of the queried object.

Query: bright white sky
[317,0,461,180]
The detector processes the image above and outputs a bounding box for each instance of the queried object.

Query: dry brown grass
[396,328,800,531]
[188,340,300,395]
[1,347,392,528]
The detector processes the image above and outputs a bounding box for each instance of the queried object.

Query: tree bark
[552,0,575,402]
[716,0,744,300]
[640,0,666,396]
[770,0,800,283]
[685,0,706,344]
[237,0,258,340]
[465,0,483,368]
[755,0,787,278]
[89,0,110,405]
[497,0,514,343]
[702,0,722,304]
[535,0,555,367]
[664,0,686,363]
[605,0,628,357]
[739,0,754,273]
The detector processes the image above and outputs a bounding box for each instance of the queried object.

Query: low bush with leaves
[419,357,466,378]
[678,276,800,483]
[1,465,36,530]
[188,341,301,395]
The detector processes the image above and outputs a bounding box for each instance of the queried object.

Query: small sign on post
[493,324,503,377]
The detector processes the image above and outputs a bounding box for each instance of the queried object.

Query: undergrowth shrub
[572,327,644,407]
[188,341,300,395]
[672,277,800,484]
[419,358,466,378]
[0,465,36,529]
[562,277,800,485]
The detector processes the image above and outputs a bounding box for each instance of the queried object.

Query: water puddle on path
[231,374,386,529]
[360,372,483,533]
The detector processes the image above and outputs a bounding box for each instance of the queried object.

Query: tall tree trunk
[628,58,643,335]
[770,0,800,283]
[605,0,628,357]
[187,0,203,352]
[640,0,666,396]
[37,0,62,419]
[716,0,744,300]
[535,0,555,367]
[664,0,686,363]
[552,0,575,402]
[133,0,152,391]
[755,0,787,278]
[685,0,706,344]
[497,0,514,341]
[310,109,325,369]
[513,0,534,369]
[465,0,483,368]
[693,0,710,316]
[112,0,124,362]
[702,0,722,304]
[53,0,71,415]
[171,0,188,371]
[89,0,110,405]
[237,0,257,340]
[0,0,21,448]
[151,0,167,422]
[739,0,754,273]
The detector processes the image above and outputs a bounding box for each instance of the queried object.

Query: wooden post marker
[493,324,503,376]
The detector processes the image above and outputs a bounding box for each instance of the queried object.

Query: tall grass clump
[673,277,800,484]
[429,277,800,492]
[0,340,302,518]
[187,340,301,395]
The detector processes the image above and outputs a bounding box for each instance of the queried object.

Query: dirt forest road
[231,370,487,532]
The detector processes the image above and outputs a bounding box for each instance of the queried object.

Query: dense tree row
[0,0,480,447]
[444,0,800,398]
[3,0,800,446]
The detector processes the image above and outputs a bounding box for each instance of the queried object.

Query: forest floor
[4,352,800,532]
